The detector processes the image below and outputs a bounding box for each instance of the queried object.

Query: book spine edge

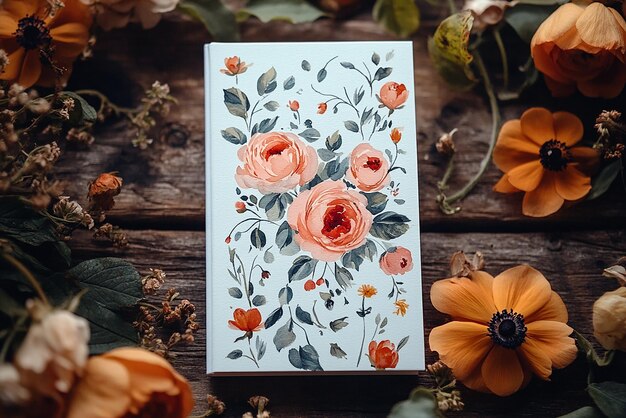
[204,43,213,375]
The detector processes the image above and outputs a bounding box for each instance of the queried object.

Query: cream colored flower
[593,287,626,351]
[81,0,179,30]
[14,310,90,399]
[463,0,518,30]
[0,364,30,405]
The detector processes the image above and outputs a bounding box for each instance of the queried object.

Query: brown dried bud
[436,128,457,156]
[206,394,226,415]
[603,264,626,287]
[248,395,269,411]
[88,172,123,211]
[0,49,9,74]
[449,251,484,278]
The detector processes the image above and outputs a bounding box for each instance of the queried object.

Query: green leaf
[288,256,317,282]
[288,344,323,371]
[238,0,326,24]
[61,91,97,125]
[250,227,267,249]
[370,211,410,240]
[223,87,250,119]
[373,0,420,37]
[505,4,557,44]
[77,297,138,354]
[388,388,443,418]
[588,382,626,418]
[66,258,143,310]
[227,349,243,359]
[264,306,284,329]
[295,305,314,325]
[428,11,477,90]
[257,67,277,96]
[221,127,247,145]
[273,320,296,351]
[361,191,388,215]
[588,160,621,201]
[178,0,240,41]
[559,406,606,418]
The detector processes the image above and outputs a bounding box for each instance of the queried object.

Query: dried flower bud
[88,172,123,211]
[0,49,9,74]
[464,0,517,30]
[53,196,94,229]
[248,395,269,411]
[449,250,484,278]
[206,394,226,415]
[603,265,626,286]
[0,364,30,406]
[594,110,625,160]
[142,268,166,294]
[593,287,626,351]
[436,128,457,156]
[27,98,51,114]
[22,142,61,176]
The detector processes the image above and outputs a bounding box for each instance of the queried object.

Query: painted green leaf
[428,11,477,90]
[223,87,250,119]
[373,0,420,38]
[288,344,323,371]
[178,0,239,41]
[370,211,410,240]
[221,127,247,144]
[227,349,243,359]
[238,0,326,24]
[273,320,296,351]
[257,67,277,95]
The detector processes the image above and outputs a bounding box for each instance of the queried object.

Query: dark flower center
[539,139,570,171]
[488,309,527,349]
[15,16,52,50]
[322,204,351,239]
[400,258,408,268]
[363,157,382,171]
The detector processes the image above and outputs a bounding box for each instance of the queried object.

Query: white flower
[0,364,30,405]
[81,0,179,30]
[14,310,90,398]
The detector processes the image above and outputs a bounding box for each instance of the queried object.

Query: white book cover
[205,41,423,374]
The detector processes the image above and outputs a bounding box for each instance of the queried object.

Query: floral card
[205,41,424,374]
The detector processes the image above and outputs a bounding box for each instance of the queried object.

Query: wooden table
[59,8,626,418]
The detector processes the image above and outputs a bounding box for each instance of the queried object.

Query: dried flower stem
[493,27,509,90]
[437,52,501,214]
[1,252,49,305]
[74,89,136,115]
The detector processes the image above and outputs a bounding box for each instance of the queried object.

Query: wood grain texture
[70,229,624,417]
[56,16,626,231]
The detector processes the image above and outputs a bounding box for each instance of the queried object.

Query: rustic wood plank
[54,16,626,231]
[69,228,625,417]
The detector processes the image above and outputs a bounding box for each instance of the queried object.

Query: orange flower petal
[518,338,553,380]
[2,46,24,81]
[0,15,17,38]
[462,365,490,393]
[65,357,132,418]
[570,147,600,175]
[554,165,591,201]
[544,75,577,97]
[525,320,577,369]
[492,265,552,318]
[553,111,583,146]
[1,0,40,18]
[493,120,540,172]
[525,291,568,324]
[577,62,626,99]
[520,108,555,146]
[531,3,584,47]
[576,3,626,50]
[18,50,42,88]
[50,23,90,57]
[494,175,521,194]
[507,160,544,192]
[429,321,493,380]
[522,173,564,217]
[481,345,524,396]
[430,271,496,323]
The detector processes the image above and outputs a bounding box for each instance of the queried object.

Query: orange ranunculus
[390,127,402,144]
[493,108,598,217]
[317,102,327,114]
[368,340,399,370]
[220,56,250,76]
[228,308,263,333]
[380,246,414,275]
[531,2,626,99]
[0,0,92,88]
[429,265,577,397]
[65,347,194,418]
[378,82,408,110]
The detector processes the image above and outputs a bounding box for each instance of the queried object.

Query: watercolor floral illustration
[219,51,413,371]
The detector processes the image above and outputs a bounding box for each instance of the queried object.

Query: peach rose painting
[207,42,423,373]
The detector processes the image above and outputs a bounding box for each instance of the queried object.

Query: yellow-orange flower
[390,127,402,144]
[228,308,263,333]
[493,108,598,217]
[220,56,249,76]
[531,2,626,99]
[429,265,577,397]
[358,284,377,298]
[65,347,194,418]
[0,0,92,88]
[394,299,409,316]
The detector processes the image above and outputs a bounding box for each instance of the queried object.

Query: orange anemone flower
[493,107,598,217]
[429,265,577,397]
[66,347,194,418]
[228,308,263,333]
[0,0,92,88]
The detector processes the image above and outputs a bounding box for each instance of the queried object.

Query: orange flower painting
[228,308,263,333]
[317,102,327,114]
[368,340,399,370]
[493,108,598,217]
[220,56,250,77]
[0,0,93,88]
[429,265,577,396]
[378,81,408,111]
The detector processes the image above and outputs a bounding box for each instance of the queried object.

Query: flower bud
[593,287,626,351]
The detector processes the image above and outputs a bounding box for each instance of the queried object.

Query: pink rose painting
[235,131,318,194]
[287,181,373,262]
[345,143,390,192]
[219,52,414,372]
